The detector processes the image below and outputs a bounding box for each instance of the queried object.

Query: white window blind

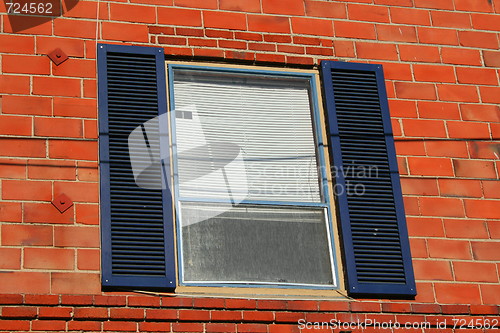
[173,69,322,203]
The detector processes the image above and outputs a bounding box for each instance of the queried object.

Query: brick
[4,15,53,35]
[408,157,454,177]
[470,241,500,260]
[175,0,216,8]
[395,82,436,100]
[206,323,237,333]
[390,7,431,25]
[257,300,287,310]
[291,17,334,36]
[410,239,427,258]
[77,161,98,182]
[437,85,479,103]
[470,305,499,315]
[1,95,52,116]
[413,260,453,281]
[388,100,417,118]
[455,0,494,12]
[145,308,178,320]
[0,157,26,179]
[24,202,74,224]
[220,0,260,12]
[0,272,50,294]
[306,46,333,56]
[487,220,500,238]
[278,45,305,54]
[459,31,499,49]
[110,308,145,320]
[203,11,246,30]
[483,180,500,199]
[435,283,481,304]
[68,321,102,331]
[237,323,268,333]
[376,24,417,42]
[456,68,498,86]
[402,119,446,137]
[24,247,74,270]
[36,36,85,58]
[61,295,93,305]
[220,40,248,49]
[0,319,30,331]
[334,21,376,39]
[0,34,34,54]
[383,63,412,81]
[33,77,81,97]
[439,179,483,198]
[53,181,98,203]
[0,294,27,305]
[483,50,500,67]
[426,141,468,158]
[417,27,458,45]
[162,296,193,307]
[431,11,471,29]
[38,307,73,319]
[453,160,497,179]
[415,0,454,9]
[177,27,204,37]
[54,225,100,247]
[410,303,440,313]
[54,19,97,38]
[305,1,346,18]
[34,117,83,138]
[0,202,22,223]
[52,58,96,79]
[481,284,500,305]
[128,296,162,307]
[225,298,257,309]
[243,310,274,321]
[460,104,500,122]
[158,36,187,45]
[2,179,52,201]
[28,159,76,180]
[285,56,315,66]
[172,322,203,332]
[109,3,156,23]
[32,320,68,331]
[441,48,482,66]
[77,249,100,270]
[351,302,381,312]
[468,141,500,160]
[25,294,59,305]
[103,321,137,332]
[235,32,263,41]
[3,55,50,75]
[49,140,98,160]
[381,303,411,313]
[441,304,470,314]
[140,322,171,332]
[51,272,100,294]
[400,178,438,196]
[472,13,500,31]
[1,306,38,318]
[428,239,471,259]
[444,219,489,239]
[356,42,398,60]
[407,217,444,237]
[193,297,226,308]
[94,295,127,306]
[0,115,32,136]
[64,0,109,19]
[420,197,465,218]
[348,3,389,22]
[287,300,318,311]
[0,75,30,94]
[262,0,305,15]
[413,64,455,83]
[255,53,286,63]
[101,22,149,42]
[274,312,304,323]
[399,44,441,63]
[2,224,53,246]
[0,248,21,269]
[447,121,490,140]
[248,15,290,33]
[190,38,218,47]
[480,86,500,104]
[454,262,498,282]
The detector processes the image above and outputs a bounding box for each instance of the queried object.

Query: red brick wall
[0,0,499,330]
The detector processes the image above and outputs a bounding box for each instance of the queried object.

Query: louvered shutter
[321,61,416,297]
[98,44,176,289]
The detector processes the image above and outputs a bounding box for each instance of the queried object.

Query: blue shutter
[321,61,416,297]
[98,44,175,289]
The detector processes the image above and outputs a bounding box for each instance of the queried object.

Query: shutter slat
[98,44,175,289]
[321,61,416,298]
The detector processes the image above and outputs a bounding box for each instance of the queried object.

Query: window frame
[166,63,341,290]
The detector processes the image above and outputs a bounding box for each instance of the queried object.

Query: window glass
[170,67,335,287]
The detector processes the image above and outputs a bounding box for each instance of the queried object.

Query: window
[98,44,416,297]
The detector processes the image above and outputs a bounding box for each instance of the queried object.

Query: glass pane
[172,69,321,203]
[180,202,334,286]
